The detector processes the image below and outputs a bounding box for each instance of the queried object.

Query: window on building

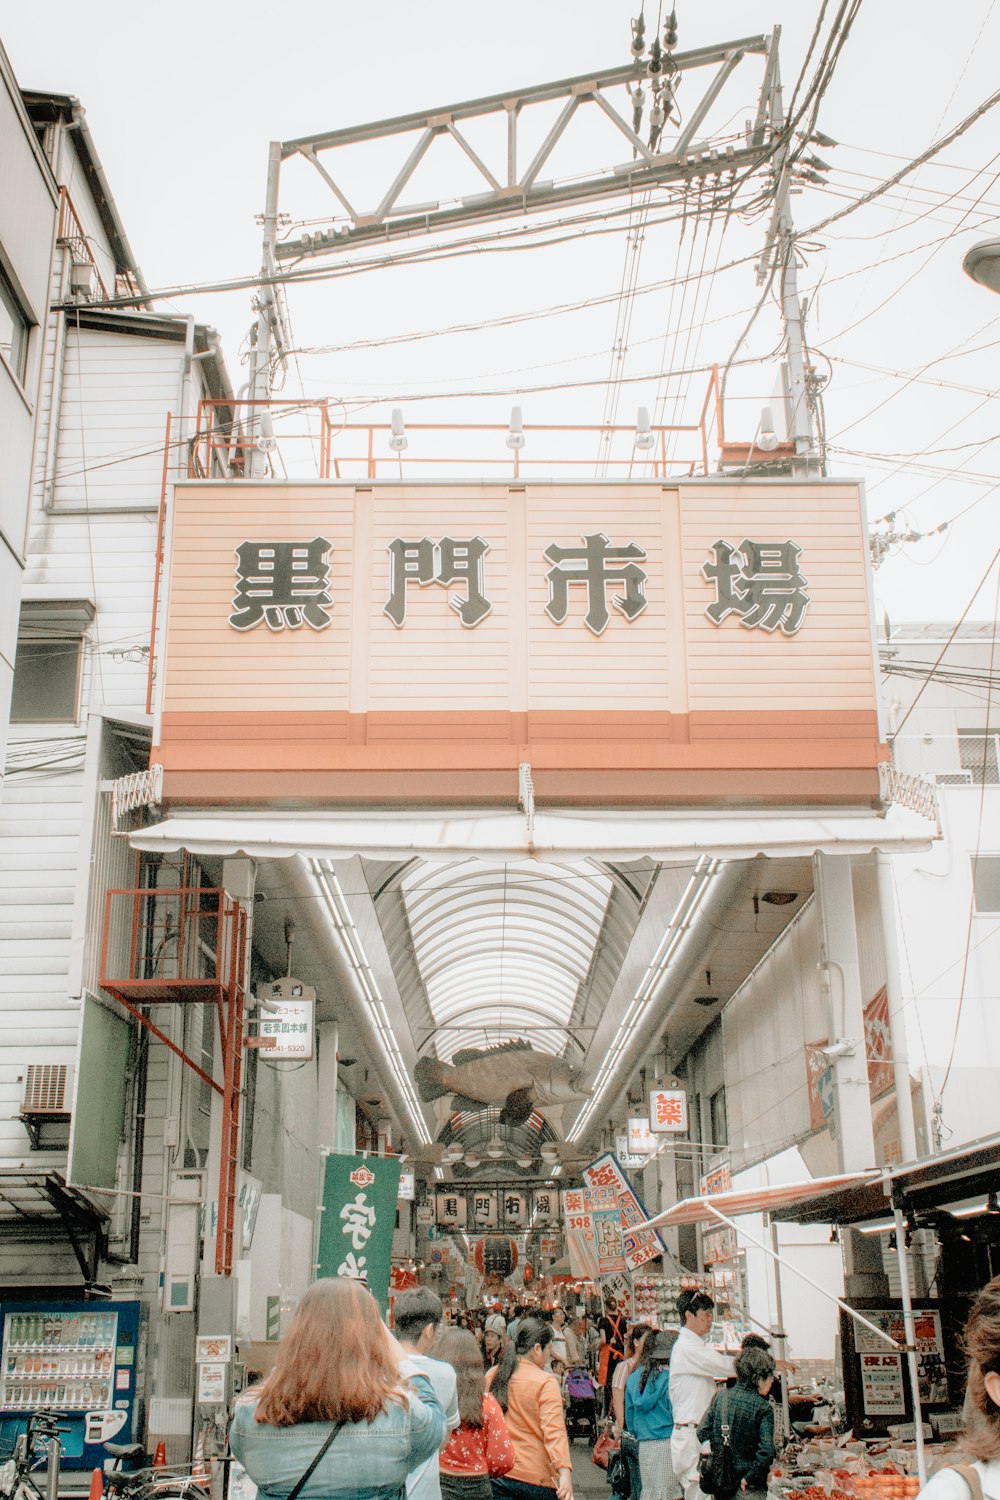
[709,1086,728,1149]
[972,857,1000,914]
[0,265,29,384]
[10,638,82,723]
[10,600,94,724]
[958,730,999,785]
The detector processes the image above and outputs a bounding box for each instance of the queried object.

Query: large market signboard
[153,480,885,805]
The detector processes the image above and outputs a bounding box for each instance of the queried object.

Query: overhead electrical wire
[935,560,1000,1111]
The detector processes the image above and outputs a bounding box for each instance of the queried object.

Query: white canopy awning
[129,805,935,862]
[633,1170,885,1232]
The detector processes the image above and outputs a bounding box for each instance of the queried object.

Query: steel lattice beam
[273,35,775,263]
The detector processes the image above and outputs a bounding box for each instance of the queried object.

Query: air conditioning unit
[19,1064,74,1150]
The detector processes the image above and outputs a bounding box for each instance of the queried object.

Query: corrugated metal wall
[722,896,827,1171]
[49,327,178,511]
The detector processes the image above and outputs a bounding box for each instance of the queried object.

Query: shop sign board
[860,1353,905,1416]
[864,987,894,1099]
[616,1135,646,1170]
[258,980,315,1059]
[155,481,885,808]
[416,1203,434,1225]
[855,1309,948,1405]
[398,1170,415,1201]
[628,1117,658,1155]
[592,1207,627,1275]
[649,1089,688,1133]
[581,1152,665,1272]
[562,1188,599,1282]
[700,1162,732,1197]
[316,1152,402,1309]
[805,1041,835,1132]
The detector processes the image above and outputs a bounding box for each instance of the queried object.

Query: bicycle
[0,1410,69,1500]
[103,1441,210,1500]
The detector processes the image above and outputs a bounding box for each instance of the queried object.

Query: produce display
[769,1437,947,1499]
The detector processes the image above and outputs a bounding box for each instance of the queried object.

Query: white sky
[5,0,1000,624]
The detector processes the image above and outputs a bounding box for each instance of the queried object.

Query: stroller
[565,1366,599,1443]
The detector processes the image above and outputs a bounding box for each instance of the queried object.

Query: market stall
[637,1133,1000,1493]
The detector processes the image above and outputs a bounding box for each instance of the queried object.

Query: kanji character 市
[229,537,333,630]
[544,533,648,635]
[339,1192,377,1251]
[702,538,811,635]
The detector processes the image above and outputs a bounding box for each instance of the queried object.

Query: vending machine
[0,1300,145,1473]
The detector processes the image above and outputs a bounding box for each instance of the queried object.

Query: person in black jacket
[696,1346,776,1500]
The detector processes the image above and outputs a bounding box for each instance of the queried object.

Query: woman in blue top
[625,1330,681,1500]
[231,1277,446,1500]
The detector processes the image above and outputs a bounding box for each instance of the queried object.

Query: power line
[888,544,1000,744]
[800,77,1000,237]
[935,558,1000,1117]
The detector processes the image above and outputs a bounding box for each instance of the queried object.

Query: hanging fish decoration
[414,1039,584,1125]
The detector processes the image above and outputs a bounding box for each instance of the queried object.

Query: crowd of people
[229,1279,783,1500]
[228,1273,1000,1500]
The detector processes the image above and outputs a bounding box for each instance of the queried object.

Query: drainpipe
[875,852,918,1162]
[42,213,70,514]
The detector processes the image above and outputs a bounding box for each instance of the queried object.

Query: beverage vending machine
[0,1300,145,1473]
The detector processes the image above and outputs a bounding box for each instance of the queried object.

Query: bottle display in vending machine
[0,1300,144,1472]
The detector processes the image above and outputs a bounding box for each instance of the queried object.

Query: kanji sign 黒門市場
[157,478,883,812]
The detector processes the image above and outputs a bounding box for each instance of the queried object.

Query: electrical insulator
[631,14,645,57]
[630,83,645,136]
[648,35,662,75]
[665,9,678,47]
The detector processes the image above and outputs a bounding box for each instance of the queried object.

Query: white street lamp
[963,238,1000,295]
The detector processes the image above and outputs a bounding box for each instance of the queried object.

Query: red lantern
[474,1237,518,1278]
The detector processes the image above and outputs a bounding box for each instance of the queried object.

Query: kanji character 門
[229,537,333,631]
[384,536,491,627]
[544,533,648,635]
[702,539,810,635]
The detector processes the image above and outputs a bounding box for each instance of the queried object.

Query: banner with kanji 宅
[316,1152,402,1310]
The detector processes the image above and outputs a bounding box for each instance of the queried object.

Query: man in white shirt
[669,1291,736,1500]
[395,1288,460,1500]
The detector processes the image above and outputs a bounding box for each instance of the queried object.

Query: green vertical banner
[316,1153,402,1311]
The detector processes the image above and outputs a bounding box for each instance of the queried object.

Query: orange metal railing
[99,886,248,1275]
[187,369,724,482]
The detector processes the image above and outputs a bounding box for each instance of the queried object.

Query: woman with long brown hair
[920,1274,1000,1500]
[436,1328,514,1500]
[230,1278,446,1500]
[487,1318,573,1500]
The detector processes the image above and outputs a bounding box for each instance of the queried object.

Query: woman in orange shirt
[487,1318,573,1500]
[436,1329,515,1500]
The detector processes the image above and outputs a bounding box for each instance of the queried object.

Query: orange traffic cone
[88,1470,104,1500]
[153,1443,167,1471]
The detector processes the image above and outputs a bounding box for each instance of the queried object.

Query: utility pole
[246,141,282,475]
[755,42,820,475]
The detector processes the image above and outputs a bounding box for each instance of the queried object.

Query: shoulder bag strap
[719,1388,730,1444]
[948,1465,985,1500]
[286,1422,344,1500]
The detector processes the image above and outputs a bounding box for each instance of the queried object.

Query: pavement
[570,1434,612,1498]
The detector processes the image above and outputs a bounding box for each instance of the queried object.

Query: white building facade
[0,45,58,802]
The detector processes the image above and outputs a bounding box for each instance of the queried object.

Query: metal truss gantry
[247,27,817,470]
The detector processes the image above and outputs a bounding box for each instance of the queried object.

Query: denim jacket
[230,1372,446,1500]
